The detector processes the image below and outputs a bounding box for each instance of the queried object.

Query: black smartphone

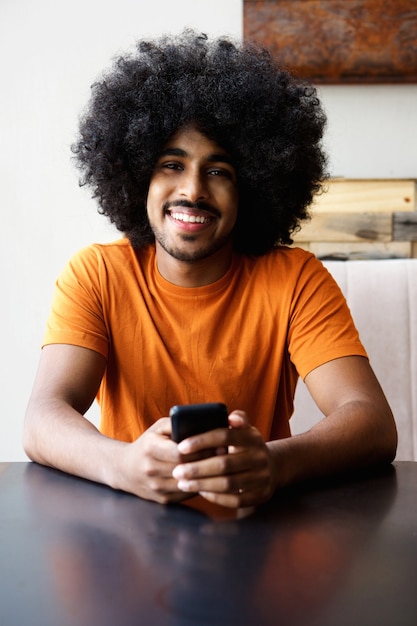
[170,402,228,443]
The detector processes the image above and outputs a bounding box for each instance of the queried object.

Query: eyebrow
[159,147,235,166]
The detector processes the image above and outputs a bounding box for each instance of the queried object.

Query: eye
[208,168,234,179]
[162,161,183,171]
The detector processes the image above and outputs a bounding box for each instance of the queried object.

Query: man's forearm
[23,399,127,489]
[267,400,397,490]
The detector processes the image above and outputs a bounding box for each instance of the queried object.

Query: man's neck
[154,243,234,288]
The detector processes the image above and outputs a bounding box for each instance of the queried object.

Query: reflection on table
[1,461,416,626]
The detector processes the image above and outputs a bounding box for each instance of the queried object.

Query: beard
[151,228,233,263]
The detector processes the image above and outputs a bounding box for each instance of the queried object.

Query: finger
[173,441,269,483]
[198,470,274,508]
[199,487,268,509]
[176,422,259,456]
[176,464,270,494]
[139,454,198,498]
[177,427,229,455]
[149,416,172,436]
[228,410,251,429]
[143,480,196,505]
[175,453,268,488]
[141,436,179,466]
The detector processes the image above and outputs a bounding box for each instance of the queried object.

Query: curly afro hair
[73,29,328,255]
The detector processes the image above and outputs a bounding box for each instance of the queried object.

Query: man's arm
[24,344,112,483]
[267,355,397,488]
[171,356,397,507]
[23,344,186,503]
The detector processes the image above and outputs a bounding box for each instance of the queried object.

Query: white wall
[1,0,416,461]
[319,84,417,178]
[0,0,242,461]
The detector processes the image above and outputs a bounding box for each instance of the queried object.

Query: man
[24,31,397,508]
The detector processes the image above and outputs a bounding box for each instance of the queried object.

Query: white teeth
[171,212,211,224]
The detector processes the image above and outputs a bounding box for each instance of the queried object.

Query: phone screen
[170,402,228,443]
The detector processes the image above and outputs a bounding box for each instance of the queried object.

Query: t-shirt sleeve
[42,246,109,358]
[287,255,368,380]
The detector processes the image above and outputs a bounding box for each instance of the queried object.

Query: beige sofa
[291,259,417,461]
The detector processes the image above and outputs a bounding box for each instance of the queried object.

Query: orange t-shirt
[43,240,367,442]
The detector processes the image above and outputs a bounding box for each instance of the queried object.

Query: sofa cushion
[291,259,417,461]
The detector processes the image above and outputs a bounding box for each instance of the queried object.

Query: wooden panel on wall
[304,242,412,260]
[312,179,416,214]
[295,212,392,243]
[244,0,417,84]
[394,212,417,241]
[292,179,417,258]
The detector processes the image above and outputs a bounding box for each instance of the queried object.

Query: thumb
[228,410,251,429]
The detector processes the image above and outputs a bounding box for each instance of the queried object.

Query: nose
[178,168,209,202]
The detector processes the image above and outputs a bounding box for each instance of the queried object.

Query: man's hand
[171,411,278,508]
[117,418,196,504]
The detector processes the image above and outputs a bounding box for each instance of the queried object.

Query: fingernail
[177,480,194,492]
[178,441,191,453]
[172,466,184,479]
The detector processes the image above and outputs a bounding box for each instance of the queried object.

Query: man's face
[146,125,239,265]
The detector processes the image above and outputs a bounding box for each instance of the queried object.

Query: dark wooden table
[1,461,416,626]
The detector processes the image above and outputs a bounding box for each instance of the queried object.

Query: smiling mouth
[167,210,215,224]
